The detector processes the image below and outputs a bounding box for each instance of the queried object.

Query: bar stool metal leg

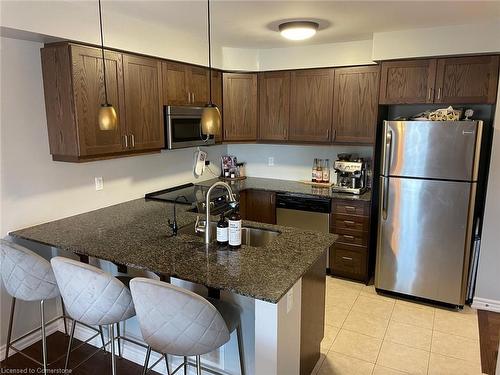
[196,355,202,375]
[142,346,151,375]
[60,297,68,336]
[98,325,106,351]
[116,322,122,358]
[183,356,188,374]
[236,324,245,375]
[64,321,76,370]
[40,300,48,375]
[109,323,116,375]
[164,354,171,375]
[4,297,16,361]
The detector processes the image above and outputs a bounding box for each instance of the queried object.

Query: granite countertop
[10,199,336,303]
[196,177,372,202]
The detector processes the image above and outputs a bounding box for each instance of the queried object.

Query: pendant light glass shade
[98,104,118,131]
[201,104,221,135]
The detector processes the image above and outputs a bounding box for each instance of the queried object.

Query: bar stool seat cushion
[0,240,59,301]
[130,278,231,357]
[51,257,135,326]
[206,297,240,333]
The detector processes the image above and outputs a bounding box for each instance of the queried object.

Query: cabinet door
[243,190,276,224]
[259,71,290,141]
[379,59,437,104]
[289,69,334,142]
[210,70,224,143]
[223,73,258,141]
[123,54,164,150]
[70,45,126,156]
[332,66,379,144]
[435,56,499,104]
[188,66,209,105]
[162,61,189,105]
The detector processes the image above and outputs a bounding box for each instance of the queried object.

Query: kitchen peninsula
[10,195,336,375]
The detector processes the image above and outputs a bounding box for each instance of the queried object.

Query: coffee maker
[332,154,368,195]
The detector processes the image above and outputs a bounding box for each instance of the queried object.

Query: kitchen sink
[178,221,280,247]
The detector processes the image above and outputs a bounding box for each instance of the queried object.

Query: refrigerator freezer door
[381,121,482,181]
[376,176,475,305]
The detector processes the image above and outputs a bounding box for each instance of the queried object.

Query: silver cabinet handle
[327,129,330,140]
[341,256,353,261]
[343,235,355,240]
[345,206,356,212]
[437,87,442,100]
[123,135,128,148]
[130,134,135,148]
[331,129,336,141]
[427,87,432,101]
[192,93,195,103]
[344,220,355,226]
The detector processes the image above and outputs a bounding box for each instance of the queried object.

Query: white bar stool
[50,256,136,375]
[0,239,105,374]
[130,277,245,375]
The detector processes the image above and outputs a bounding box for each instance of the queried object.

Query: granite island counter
[10,197,336,375]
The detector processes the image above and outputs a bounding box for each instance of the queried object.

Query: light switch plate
[95,177,104,191]
[268,157,274,166]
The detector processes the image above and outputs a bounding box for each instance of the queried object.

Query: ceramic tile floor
[312,277,485,375]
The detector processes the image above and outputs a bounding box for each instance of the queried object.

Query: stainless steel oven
[165,106,215,149]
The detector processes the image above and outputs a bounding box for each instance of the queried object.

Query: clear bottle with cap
[228,205,242,250]
[312,158,318,182]
[216,213,229,246]
[322,159,330,183]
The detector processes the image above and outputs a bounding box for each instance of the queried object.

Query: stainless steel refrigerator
[375,120,483,306]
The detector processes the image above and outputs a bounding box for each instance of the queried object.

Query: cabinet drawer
[334,228,369,247]
[333,200,369,217]
[332,214,370,231]
[331,245,366,277]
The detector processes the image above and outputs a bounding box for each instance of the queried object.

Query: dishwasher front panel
[276,208,330,233]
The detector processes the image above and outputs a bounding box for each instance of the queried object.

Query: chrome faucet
[196,181,237,244]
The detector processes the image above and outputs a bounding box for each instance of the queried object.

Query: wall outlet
[95,177,104,191]
[268,157,274,166]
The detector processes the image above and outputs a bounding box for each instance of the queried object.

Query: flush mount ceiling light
[279,21,319,41]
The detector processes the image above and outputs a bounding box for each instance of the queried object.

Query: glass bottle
[322,159,330,183]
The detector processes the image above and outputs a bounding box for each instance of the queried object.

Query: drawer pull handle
[343,235,354,240]
[341,256,353,261]
[345,206,356,212]
[344,220,355,226]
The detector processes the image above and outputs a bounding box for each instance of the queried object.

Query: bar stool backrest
[130,277,230,357]
[51,257,135,326]
[0,239,59,301]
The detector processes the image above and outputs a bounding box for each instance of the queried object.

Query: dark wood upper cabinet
[332,66,380,144]
[210,70,223,143]
[434,55,499,104]
[162,61,210,106]
[223,73,258,141]
[289,69,335,142]
[122,54,164,151]
[258,71,290,141]
[379,59,437,104]
[162,61,189,105]
[70,45,126,156]
[240,190,276,224]
[189,66,210,105]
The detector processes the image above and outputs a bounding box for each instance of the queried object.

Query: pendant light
[200,0,222,137]
[97,0,118,131]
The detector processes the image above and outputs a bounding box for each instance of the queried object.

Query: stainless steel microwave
[164,106,215,149]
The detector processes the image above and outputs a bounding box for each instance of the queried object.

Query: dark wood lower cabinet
[239,190,276,224]
[300,252,326,375]
[330,199,372,282]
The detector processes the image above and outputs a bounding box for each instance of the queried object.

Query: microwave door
[167,116,212,149]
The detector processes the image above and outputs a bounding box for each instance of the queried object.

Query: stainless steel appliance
[276,193,331,269]
[164,106,215,149]
[332,157,368,195]
[376,120,483,306]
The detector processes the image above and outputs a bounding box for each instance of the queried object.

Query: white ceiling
[102,0,500,48]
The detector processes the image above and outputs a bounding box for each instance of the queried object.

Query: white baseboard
[0,319,61,361]
[472,297,500,313]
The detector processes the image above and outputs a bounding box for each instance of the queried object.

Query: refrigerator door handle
[381,176,389,220]
[383,130,393,175]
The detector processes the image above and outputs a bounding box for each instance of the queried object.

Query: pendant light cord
[98,0,109,105]
[207,0,213,105]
